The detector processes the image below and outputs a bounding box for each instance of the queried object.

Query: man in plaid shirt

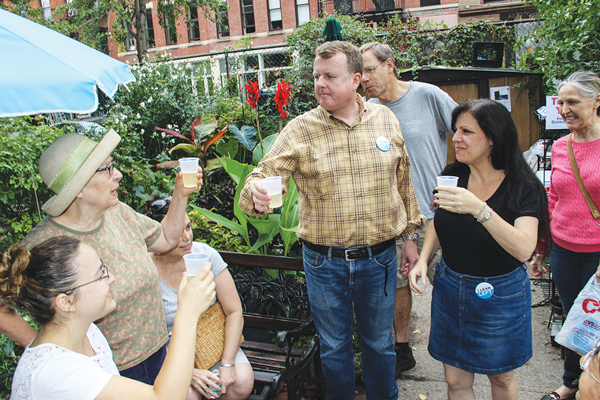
[239,41,424,400]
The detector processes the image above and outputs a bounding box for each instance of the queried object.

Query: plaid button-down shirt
[239,95,425,248]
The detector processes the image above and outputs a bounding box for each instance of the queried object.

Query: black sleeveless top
[435,169,542,277]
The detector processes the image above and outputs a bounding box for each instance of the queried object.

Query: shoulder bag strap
[567,134,600,224]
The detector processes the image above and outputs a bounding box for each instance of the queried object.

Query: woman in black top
[409,99,550,400]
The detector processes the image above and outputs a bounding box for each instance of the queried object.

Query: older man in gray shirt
[360,42,457,377]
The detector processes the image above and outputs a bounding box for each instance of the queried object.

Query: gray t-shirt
[159,242,227,344]
[369,81,457,219]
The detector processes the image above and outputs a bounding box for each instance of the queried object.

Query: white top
[11,324,119,400]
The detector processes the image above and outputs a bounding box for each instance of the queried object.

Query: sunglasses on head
[147,196,172,218]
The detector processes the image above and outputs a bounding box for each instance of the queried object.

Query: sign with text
[546,96,567,130]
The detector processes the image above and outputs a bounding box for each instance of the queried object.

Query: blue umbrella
[0,9,135,118]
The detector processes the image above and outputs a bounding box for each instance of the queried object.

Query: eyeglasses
[581,347,600,386]
[64,262,109,294]
[363,60,387,76]
[96,161,116,177]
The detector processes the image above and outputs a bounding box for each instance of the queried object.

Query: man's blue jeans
[303,244,398,400]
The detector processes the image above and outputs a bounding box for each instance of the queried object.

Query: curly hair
[0,236,81,325]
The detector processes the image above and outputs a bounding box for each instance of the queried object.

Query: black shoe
[395,346,416,377]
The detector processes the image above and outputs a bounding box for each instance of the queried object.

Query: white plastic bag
[556,274,600,356]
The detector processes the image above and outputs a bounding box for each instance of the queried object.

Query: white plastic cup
[436,176,459,194]
[183,253,209,276]
[262,176,283,209]
[179,157,200,188]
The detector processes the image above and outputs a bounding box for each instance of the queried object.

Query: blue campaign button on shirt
[376,136,391,152]
[475,282,494,299]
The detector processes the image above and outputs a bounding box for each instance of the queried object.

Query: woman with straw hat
[0,129,202,384]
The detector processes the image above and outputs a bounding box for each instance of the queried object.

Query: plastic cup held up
[183,253,209,277]
[179,157,199,188]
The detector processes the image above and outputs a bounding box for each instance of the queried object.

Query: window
[124,22,135,51]
[216,2,230,38]
[188,1,200,41]
[420,0,440,6]
[99,27,109,54]
[164,6,178,45]
[268,0,282,31]
[240,0,255,34]
[65,0,77,17]
[146,7,155,47]
[296,0,310,26]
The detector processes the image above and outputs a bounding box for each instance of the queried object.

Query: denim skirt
[428,259,532,375]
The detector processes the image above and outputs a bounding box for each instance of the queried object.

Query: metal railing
[319,0,404,16]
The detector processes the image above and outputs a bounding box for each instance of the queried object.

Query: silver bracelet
[220,363,235,368]
[474,202,487,220]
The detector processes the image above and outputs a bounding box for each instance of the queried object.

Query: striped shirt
[239,95,425,248]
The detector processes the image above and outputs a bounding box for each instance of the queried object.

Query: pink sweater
[548,135,600,252]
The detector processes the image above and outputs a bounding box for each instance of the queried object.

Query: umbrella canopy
[322,18,344,42]
[0,9,135,118]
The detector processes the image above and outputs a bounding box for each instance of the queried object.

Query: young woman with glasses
[0,236,216,400]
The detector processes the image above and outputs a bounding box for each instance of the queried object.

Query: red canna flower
[244,80,260,109]
[274,80,290,121]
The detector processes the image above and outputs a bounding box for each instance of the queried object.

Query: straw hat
[39,129,121,217]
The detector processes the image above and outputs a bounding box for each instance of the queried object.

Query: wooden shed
[399,66,543,163]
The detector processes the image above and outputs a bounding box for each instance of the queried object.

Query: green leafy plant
[0,118,65,252]
[384,17,516,72]
[193,157,299,256]
[518,0,600,90]
[110,56,211,159]
[189,209,248,253]
[156,116,231,184]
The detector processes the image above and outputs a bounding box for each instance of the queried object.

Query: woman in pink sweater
[535,71,600,400]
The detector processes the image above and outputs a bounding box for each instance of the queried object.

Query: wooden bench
[219,251,324,400]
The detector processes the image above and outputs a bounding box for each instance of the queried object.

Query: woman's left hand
[434,186,484,216]
[218,365,237,394]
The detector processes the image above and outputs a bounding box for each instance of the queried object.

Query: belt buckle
[344,248,364,261]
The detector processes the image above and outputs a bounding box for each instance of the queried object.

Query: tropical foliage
[519,0,600,89]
